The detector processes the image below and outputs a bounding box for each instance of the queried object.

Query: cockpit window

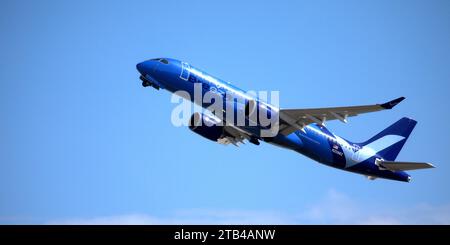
[150,58,169,64]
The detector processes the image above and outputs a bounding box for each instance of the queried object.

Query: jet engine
[189,112,224,142]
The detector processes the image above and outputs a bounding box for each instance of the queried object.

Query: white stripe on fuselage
[333,134,405,168]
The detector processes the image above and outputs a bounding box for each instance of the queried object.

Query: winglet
[380,97,405,109]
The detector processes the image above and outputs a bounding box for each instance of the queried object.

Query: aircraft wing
[376,159,435,171]
[218,124,252,146]
[278,97,405,135]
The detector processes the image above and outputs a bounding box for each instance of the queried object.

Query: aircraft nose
[136,62,145,74]
[136,60,159,76]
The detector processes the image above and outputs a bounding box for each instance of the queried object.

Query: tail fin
[358,117,417,161]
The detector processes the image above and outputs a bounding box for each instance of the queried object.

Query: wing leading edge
[278,97,406,135]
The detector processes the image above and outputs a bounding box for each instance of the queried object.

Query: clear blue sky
[1,0,449,224]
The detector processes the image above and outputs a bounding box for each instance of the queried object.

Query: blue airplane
[136,58,434,182]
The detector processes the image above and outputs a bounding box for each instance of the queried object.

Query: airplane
[136,58,434,182]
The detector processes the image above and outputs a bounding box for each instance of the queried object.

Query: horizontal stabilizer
[376,159,435,171]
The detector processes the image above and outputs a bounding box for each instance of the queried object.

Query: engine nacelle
[189,112,224,141]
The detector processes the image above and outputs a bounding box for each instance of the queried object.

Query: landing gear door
[180,62,190,81]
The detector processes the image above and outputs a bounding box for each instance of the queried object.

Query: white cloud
[299,189,361,224]
[49,214,161,225]
[47,209,291,225]
[297,189,450,225]
[47,190,450,225]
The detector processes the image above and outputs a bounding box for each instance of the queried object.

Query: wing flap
[219,124,252,146]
